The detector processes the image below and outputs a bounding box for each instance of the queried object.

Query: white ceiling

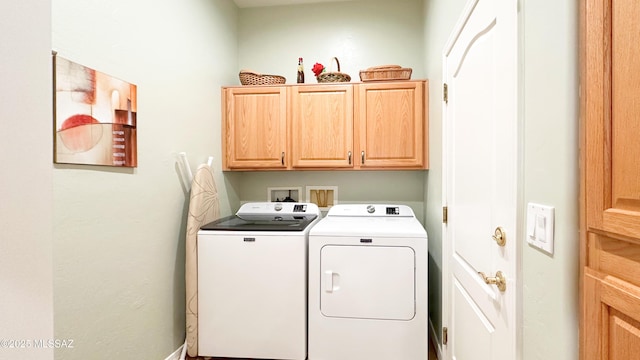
[233,0,353,8]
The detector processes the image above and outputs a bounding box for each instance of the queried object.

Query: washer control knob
[367,205,376,214]
[274,203,283,211]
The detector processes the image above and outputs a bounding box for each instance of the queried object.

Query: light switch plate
[526,203,555,255]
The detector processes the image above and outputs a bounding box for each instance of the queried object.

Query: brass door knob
[492,226,506,246]
[478,271,507,292]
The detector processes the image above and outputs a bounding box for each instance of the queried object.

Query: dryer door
[320,245,415,320]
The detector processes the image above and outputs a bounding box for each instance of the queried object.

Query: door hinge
[443,83,448,103]
[443,206,448,224]
[443,327,449,345]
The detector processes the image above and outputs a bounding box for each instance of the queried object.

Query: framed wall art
[53,52,138,167]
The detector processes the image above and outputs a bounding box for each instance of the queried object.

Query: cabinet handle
[361,151,365,164]
[281,152,285,166]
[348,151,352,165]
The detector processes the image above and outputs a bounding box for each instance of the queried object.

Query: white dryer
[308,204,428,360]
[197,202,321,360]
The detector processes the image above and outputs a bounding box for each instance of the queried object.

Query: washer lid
[201,214,317,232]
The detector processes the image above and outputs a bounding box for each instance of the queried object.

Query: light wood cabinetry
[222,80,427,171]
[356,81,427,169]
[580,0,640,358]
[290,85,354,169]
[222,86,287,170]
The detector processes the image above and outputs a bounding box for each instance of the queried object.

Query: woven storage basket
[359,65,412,82]
[316,57,351,83]
[239,70,286,85]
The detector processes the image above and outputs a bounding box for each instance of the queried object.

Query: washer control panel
[237,202,319,220]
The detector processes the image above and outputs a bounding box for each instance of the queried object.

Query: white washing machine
[197,202,321,360]
[308,204,428,360]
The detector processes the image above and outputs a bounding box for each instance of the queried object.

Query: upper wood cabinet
[356,81,427,169]
[222,86,287,170]
[580,0,640,358]
[290,85,354,169]
[222,80,428,171]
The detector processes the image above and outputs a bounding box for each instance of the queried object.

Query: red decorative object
[312,62,325,77]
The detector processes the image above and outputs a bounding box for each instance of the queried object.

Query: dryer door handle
[324,270,340,293]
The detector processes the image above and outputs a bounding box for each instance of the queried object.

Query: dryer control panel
[327,204,413,217]
[385,206,401,215]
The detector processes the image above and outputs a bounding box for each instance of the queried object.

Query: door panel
[198,234,306,358]
[583,269,640,360]
[453,279,493,360]
[609,310,640,360]
[450,28,495,279]
[320,245,415,320]
[443,0,518,359]
[581,0,640,356]
[585,0,640,240]
[612,0,640,214]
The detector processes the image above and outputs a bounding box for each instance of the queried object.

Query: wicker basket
[359,65,412,82]
[239,70,286,85]
[316,57,351,83]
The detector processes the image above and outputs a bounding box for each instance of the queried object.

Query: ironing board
[185,164,220,357]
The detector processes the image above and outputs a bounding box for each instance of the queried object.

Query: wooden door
[290,85,354,168]
[222,86,287,170]
[580,0,640,358]
[442,0,518,359]
[355,81,426,169]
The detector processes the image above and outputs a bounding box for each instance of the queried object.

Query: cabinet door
[290,85,353,168]
[223,87,287,170]
[356,81,427,169]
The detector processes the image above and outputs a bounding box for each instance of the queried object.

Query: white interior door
[442,0,519,359]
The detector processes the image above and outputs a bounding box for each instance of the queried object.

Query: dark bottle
[297,57,305,83]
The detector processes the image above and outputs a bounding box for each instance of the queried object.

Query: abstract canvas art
[53,53,137,167]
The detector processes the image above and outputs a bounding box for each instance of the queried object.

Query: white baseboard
[164,344,184,360]
[166,326,440,360]
[429,318,443,360]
